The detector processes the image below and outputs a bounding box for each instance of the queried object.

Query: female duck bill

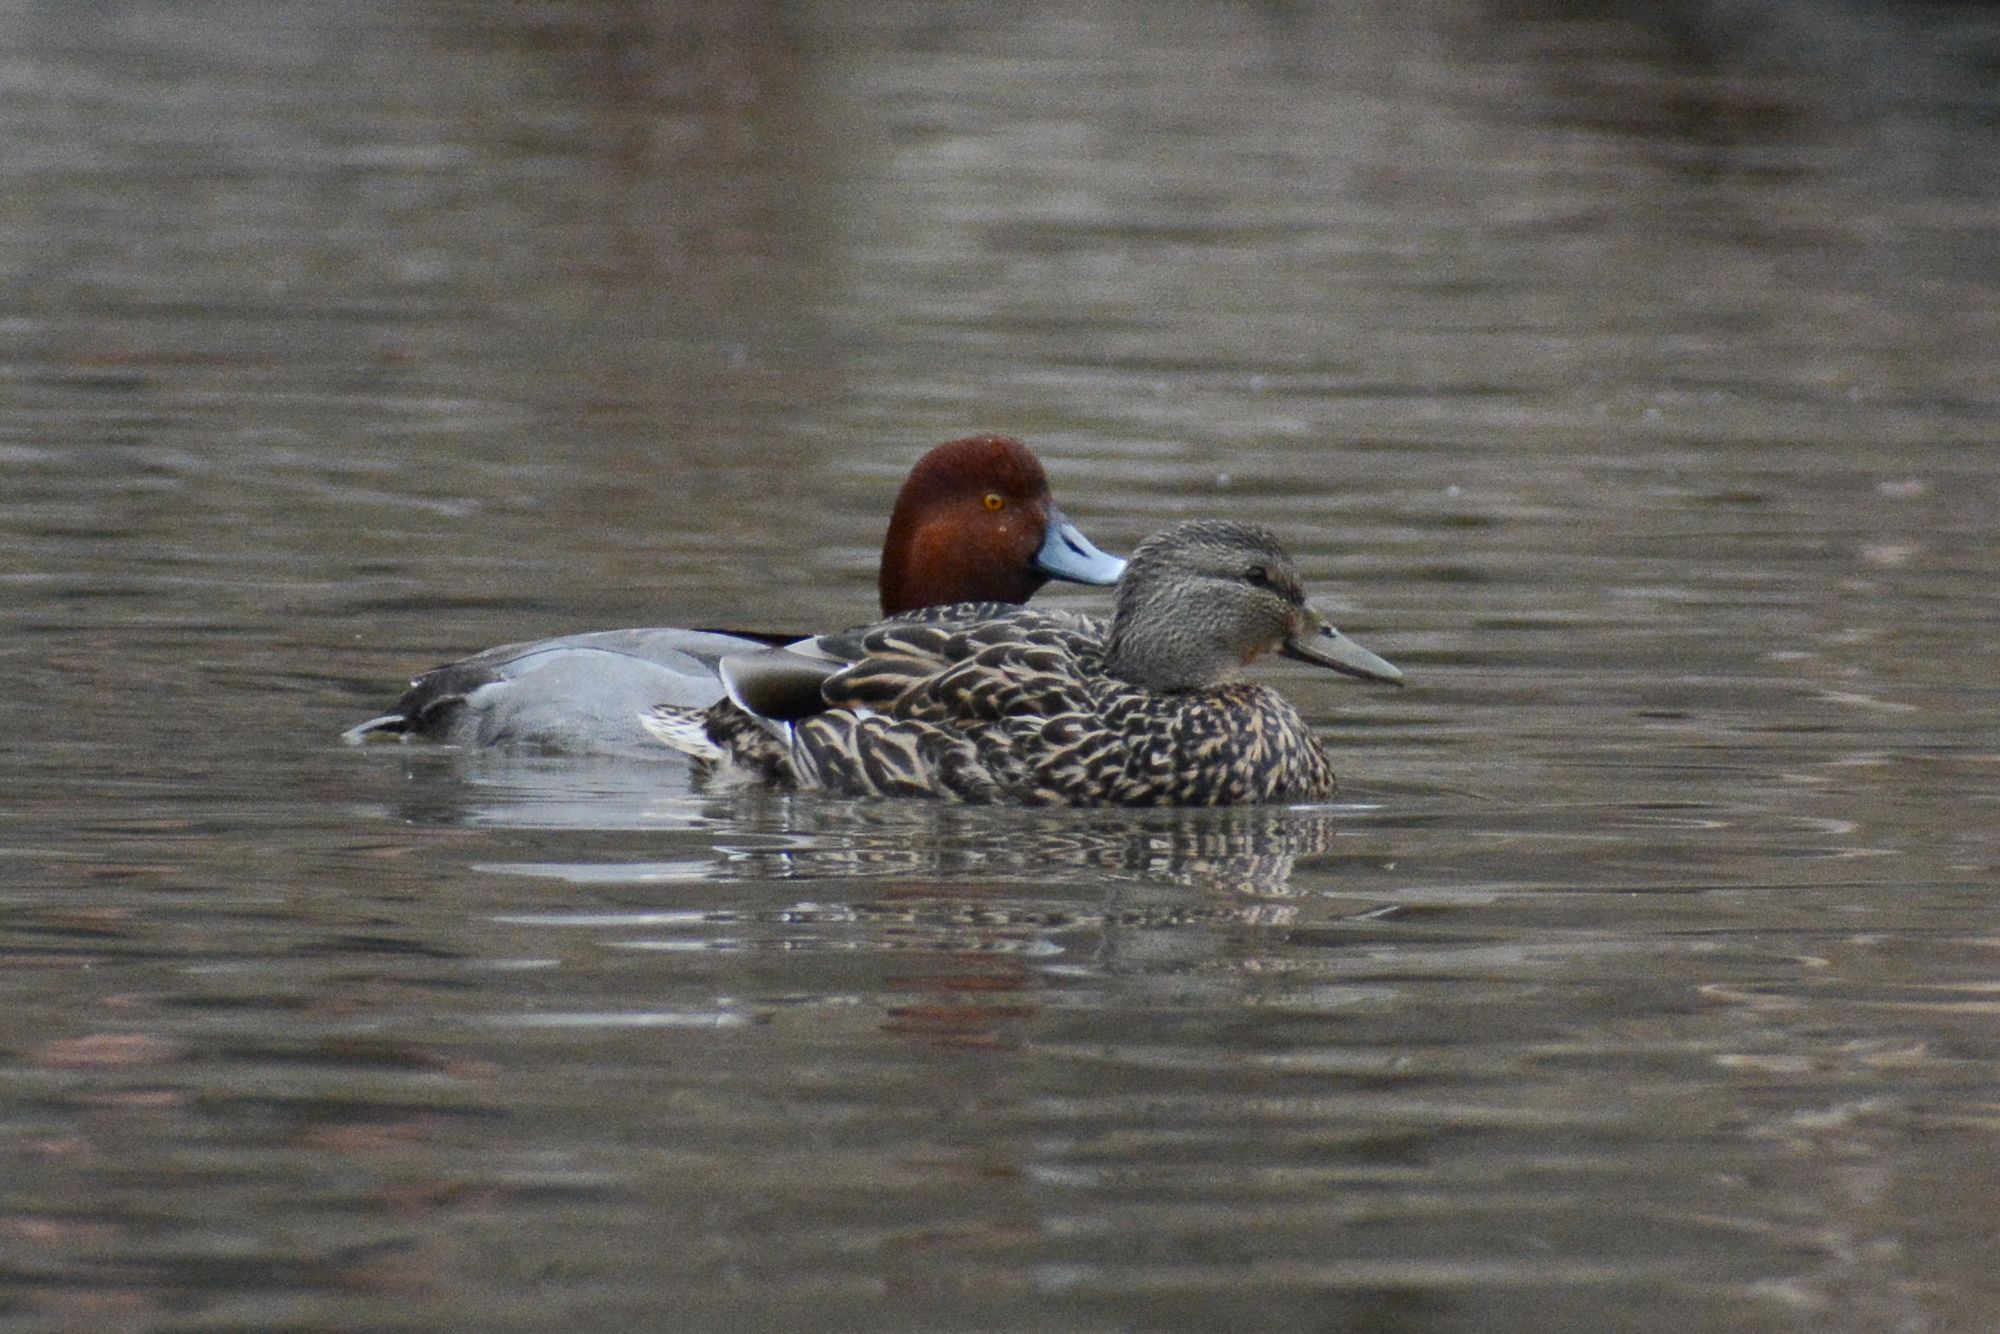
[1280,606,1402,684]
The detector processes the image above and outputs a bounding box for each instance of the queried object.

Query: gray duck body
[339,434,1124,755]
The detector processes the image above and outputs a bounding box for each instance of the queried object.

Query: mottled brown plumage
[644,520,1402,807]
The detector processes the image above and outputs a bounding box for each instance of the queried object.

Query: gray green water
[3,1,1996,1330]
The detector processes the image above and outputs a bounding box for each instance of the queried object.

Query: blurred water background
[2,1,1996,1329]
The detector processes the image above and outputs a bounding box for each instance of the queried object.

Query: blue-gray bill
[1034,508,1127,586]
[1281,610,1403,685]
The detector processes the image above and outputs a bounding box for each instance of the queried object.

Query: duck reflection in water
[469,797,1377,900]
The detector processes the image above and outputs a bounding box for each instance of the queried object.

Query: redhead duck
[643,519,1401,805]
[342,435,1125,754]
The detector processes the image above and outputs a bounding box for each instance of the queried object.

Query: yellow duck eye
[983,492,1007,512]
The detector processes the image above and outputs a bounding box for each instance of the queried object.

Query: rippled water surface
[4,1,1997,1329]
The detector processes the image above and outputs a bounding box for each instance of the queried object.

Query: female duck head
[877,435,1126,615]
[1103,520,1403,692]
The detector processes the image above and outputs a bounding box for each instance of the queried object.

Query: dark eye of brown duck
[1244,564,1272,588]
